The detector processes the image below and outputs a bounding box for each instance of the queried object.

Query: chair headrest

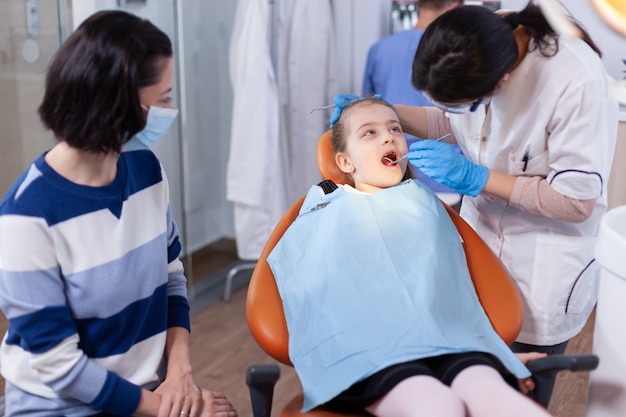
[316,130,351,185]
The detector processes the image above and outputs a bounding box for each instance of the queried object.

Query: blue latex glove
[329,94,393,128]
[406,140,489,197]
[330,94,363,128]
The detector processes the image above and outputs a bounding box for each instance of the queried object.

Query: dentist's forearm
[481,170,517,202]
[395,104,429,138]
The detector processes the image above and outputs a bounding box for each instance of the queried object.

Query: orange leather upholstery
[315,130,351,186]
[246,130,524,416]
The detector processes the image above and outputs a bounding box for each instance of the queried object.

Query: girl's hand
[155,373,203,417]
[200,390,238,417]
[516,352,548,394]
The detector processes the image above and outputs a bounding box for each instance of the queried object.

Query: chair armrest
[246,365,281,417]
[526,354,599,374]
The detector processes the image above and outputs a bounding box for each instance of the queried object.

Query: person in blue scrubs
[362,0,463,198]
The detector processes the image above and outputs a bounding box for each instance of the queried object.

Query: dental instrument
[385,134,451,164]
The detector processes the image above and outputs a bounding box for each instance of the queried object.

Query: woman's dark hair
[331,97,413,186]
[38,10,173,153]
[412,1,601,103]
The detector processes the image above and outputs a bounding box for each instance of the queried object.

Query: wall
[609,119,626,209]
[0,0,62,197]
[176,0,237,252]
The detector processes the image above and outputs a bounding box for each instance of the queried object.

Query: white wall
[176,1,237,251]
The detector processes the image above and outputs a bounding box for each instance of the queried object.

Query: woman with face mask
[0,10,237,417]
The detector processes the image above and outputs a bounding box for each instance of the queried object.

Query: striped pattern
[0,150,189,416]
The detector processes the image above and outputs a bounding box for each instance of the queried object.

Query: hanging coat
[276,0,338,203]
[227,0,288,260]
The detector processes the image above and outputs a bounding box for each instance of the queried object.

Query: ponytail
[517,2,602,58]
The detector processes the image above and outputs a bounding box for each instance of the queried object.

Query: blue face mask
[123,105,179,151]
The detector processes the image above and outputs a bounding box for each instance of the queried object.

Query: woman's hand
[199,390,238,417]
[155,373,203,417]
[406,140,489,197]
[516,352,548,394]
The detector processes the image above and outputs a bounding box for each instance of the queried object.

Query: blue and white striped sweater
[0,150,190,416]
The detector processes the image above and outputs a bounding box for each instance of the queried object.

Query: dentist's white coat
[227,0,337,259]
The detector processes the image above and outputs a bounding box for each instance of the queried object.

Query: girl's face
[335,102,408,193]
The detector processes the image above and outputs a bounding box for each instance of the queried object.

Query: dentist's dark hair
[412,1,601,104]
[38,10,172,153]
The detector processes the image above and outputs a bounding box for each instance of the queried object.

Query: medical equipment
[386,133,452,165]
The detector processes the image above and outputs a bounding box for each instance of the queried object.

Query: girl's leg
[365,375,465,417]
[451,365,552,417]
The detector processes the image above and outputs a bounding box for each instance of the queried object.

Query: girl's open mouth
[382,151,398,166]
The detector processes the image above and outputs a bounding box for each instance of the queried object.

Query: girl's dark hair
[412,1,601,103]
[38,10,173,153]
[331,97,413,186]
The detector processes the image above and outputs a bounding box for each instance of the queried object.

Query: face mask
[124,105,179,151]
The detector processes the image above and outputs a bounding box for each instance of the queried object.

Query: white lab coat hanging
[276,0,338,203]
[227,0,338,260]
[227,0,288,260]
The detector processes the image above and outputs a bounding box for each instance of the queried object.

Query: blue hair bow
[328,94,393,128]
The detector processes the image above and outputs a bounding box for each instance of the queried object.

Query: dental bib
[268,180,529,412]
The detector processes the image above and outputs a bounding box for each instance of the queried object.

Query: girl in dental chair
[267,95,552,417]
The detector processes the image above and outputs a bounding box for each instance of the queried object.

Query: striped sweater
[0,150,190,416]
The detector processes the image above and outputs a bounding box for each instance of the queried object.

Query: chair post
[223,261,257,301]
[246,364,281,417]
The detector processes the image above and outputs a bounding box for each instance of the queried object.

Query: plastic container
[587,205,626,417]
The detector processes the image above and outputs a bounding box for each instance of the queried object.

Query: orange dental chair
[244,130,598,417]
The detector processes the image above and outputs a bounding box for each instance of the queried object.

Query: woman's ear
[497,73,510,87]
[335,152,355,174]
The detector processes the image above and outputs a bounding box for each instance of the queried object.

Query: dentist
[398,2,618,407]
